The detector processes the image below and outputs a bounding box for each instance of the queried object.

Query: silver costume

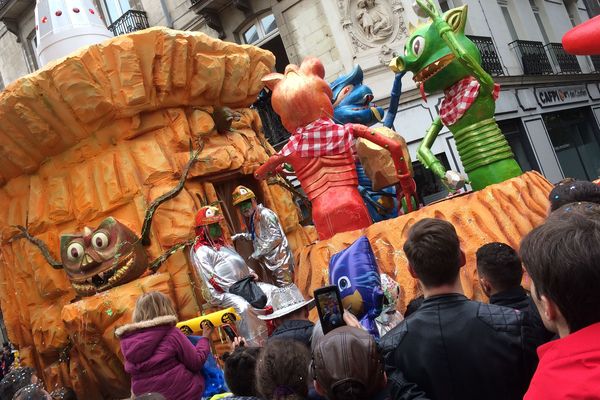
[236,204,294,287]
[191,244,277,347]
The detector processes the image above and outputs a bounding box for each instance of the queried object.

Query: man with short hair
[548,179,600,212]
[476,242,554,376]
[520,202,600,399]
[380,218,533,400]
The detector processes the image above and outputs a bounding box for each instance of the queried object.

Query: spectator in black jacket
[259,284,315,348]
[476,242,554,343]
[379,219,534,400]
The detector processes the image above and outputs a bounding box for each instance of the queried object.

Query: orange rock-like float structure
[0,27,312,398]
[0,27,553,399]
[296,171,553,313]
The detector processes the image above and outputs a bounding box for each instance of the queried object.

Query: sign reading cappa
[535,85,589,107]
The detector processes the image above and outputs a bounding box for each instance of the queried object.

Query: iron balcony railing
[467,35,504,76]
[108,9,149,36]
[590,56,600,73]
[509,40,553,75]
[544,43,581,74]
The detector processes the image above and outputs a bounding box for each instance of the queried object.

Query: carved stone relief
[338,0,407,65]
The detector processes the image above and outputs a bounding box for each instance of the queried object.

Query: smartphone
[222,324,237,341]
[314,285,346,335]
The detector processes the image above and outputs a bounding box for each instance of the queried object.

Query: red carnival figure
[255,57,417,240]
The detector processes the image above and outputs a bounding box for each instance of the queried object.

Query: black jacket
[490,286,555,345]
[269,319,314,348]
[380,294,534,400]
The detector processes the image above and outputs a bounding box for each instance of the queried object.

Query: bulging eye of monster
[412,36,425,57]
[67,242,84,261]
[91,231,110,250]
[205,208,215,217]
[337,276,352,291]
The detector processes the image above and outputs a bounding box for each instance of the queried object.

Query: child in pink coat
[116,292,213,400]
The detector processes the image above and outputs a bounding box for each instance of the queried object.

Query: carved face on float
[60,217,148,296]
[329,65,384,126]
[389,5,477,95]
[262,57,334,132]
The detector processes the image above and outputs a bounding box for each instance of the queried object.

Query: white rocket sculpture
[35,0,114,66]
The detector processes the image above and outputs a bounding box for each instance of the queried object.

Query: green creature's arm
[416,0,495,95]
[417,117,446,180]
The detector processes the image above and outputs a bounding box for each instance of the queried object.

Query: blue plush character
[329,236,384,338]
[329,66,406,222]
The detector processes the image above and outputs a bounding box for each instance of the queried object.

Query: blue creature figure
[329,235,384,338]
[329,66,407,222]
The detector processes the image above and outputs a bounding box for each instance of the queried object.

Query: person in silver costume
[230,186,294,287]
[375,273,404,337]
[190,205,277,347]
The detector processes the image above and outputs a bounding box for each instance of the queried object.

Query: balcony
[467,35,504,76]
[509,40,553,75]
[544,43,581,74]
[108,9,149,36]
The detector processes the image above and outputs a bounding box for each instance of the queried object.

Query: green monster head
[390,5,481,94]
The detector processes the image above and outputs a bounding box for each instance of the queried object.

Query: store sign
[535,85,589,108]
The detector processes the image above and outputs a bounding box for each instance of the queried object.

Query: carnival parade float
[0,0,554,398]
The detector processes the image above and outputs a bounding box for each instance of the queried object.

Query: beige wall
[0,27,30,86]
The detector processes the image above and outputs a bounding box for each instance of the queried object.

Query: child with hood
[116,291,213,400]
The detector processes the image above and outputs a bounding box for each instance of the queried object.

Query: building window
[412,153,451,205]
[544,107,600,181]
[95,0,142,25]
[498,1,518,41]
[530,0,551,43]
[101,0,131,24]
[25,29,39,71]
[239,12,289,72]
[439,0,455,13]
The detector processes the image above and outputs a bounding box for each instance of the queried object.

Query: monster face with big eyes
[60,217,148,296]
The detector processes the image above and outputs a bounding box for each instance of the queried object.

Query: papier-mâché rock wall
[0,27,313,399]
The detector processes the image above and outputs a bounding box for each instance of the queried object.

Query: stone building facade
[1,0,600,203]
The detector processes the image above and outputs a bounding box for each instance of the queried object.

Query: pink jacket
[116,315,210,400]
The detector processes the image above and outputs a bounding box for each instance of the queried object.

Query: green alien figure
[390,0,522,191]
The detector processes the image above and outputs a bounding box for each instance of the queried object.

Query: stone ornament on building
[339,0,406,64]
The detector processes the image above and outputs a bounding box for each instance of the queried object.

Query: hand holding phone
[314,285,346,335]
[221,324,237,341]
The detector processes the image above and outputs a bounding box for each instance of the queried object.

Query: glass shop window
[498,119,540,172]
[544,107,600,181]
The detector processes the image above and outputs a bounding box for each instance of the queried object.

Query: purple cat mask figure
[328,236,384,337]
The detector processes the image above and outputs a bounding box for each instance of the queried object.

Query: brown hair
[403,218,461,287]
[132,291,177,323]
[520,202,600,332]
[256,339,310,400]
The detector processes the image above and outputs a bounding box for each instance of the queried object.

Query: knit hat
[311,326,384,398]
